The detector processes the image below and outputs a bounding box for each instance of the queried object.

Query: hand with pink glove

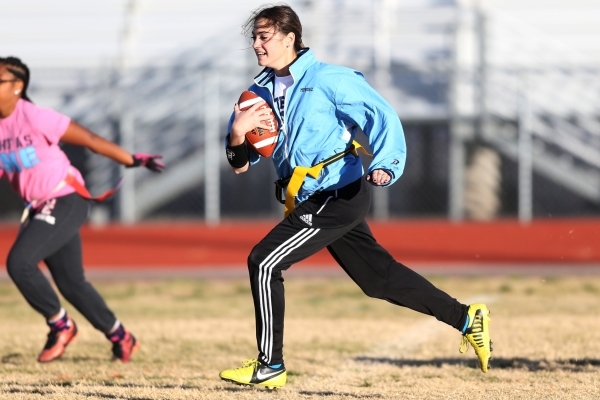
[127,153,165,173]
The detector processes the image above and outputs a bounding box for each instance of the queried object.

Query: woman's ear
[14,80,24,93]
[287,32,295,48]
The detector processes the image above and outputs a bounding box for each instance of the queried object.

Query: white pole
[372,0,394,220]
[518,71,533,223]
[449,5,469,221]
[449,126,466,221]
[116,0,138,223]
[204,72,221,225]
[119,112,137,223]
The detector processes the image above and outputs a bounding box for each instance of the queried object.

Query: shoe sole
[220,377,282,390]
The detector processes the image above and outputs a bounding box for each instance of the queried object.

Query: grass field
[1,273,599,399]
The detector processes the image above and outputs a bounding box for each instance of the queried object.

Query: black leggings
[6,193,117,333]
[248,178,468,365]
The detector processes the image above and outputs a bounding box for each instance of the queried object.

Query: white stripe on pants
[257,227,320,364]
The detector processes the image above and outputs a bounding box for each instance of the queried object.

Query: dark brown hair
[0,56,32,102]
[243,3,305,51]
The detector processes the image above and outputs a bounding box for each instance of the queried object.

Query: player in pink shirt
[0,57,164,363]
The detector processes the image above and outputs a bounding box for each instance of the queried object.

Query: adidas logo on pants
[299,214,312,226]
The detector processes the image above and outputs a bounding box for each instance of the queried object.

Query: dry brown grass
[1,273,599,399]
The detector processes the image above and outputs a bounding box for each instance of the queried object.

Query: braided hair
[0,56,32,102]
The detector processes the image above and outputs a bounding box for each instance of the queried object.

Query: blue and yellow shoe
[459,303,493,372]
[219,359,286,389]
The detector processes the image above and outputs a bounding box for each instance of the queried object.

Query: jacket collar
[254,48,316,87]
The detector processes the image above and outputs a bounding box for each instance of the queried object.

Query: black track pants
[248,178,468,365]
[6,193,117,333]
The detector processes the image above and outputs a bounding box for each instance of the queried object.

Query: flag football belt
[275,140,371,217]
[21,168,123,223]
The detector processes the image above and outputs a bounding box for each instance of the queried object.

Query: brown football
[238,90,279,157]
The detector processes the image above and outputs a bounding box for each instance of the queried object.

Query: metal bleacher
[13,0,264,221]
[481,4,600,203]
[3,0,600,221]
[55,0,461,221]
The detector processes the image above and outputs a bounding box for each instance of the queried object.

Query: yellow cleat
[219,359,286,389]
[459,303,492,372]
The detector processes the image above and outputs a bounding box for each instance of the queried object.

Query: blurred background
[1,0,600,226]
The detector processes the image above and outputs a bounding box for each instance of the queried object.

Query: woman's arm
[60,121,135,166]
[60,121,164,172]
[335,73,406,187]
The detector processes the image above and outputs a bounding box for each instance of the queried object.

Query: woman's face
[252,18,295,71]
[0,65,22,106]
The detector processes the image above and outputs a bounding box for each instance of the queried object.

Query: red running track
[0,219,599,270]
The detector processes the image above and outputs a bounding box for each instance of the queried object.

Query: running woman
[0,56,164,363]
[219,5,492,389]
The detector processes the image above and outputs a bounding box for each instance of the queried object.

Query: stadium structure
[1,0,599,223]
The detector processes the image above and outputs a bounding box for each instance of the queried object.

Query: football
[237,90,279,157]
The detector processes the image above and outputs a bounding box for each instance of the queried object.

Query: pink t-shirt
[0,99,84,205]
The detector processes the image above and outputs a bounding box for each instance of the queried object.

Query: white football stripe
[239,97,263,110]
[253,136,278,148]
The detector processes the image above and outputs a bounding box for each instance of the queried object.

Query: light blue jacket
[228,48,406,204]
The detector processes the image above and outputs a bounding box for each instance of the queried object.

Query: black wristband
[226,141,249,168]
[127,154,141,168]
